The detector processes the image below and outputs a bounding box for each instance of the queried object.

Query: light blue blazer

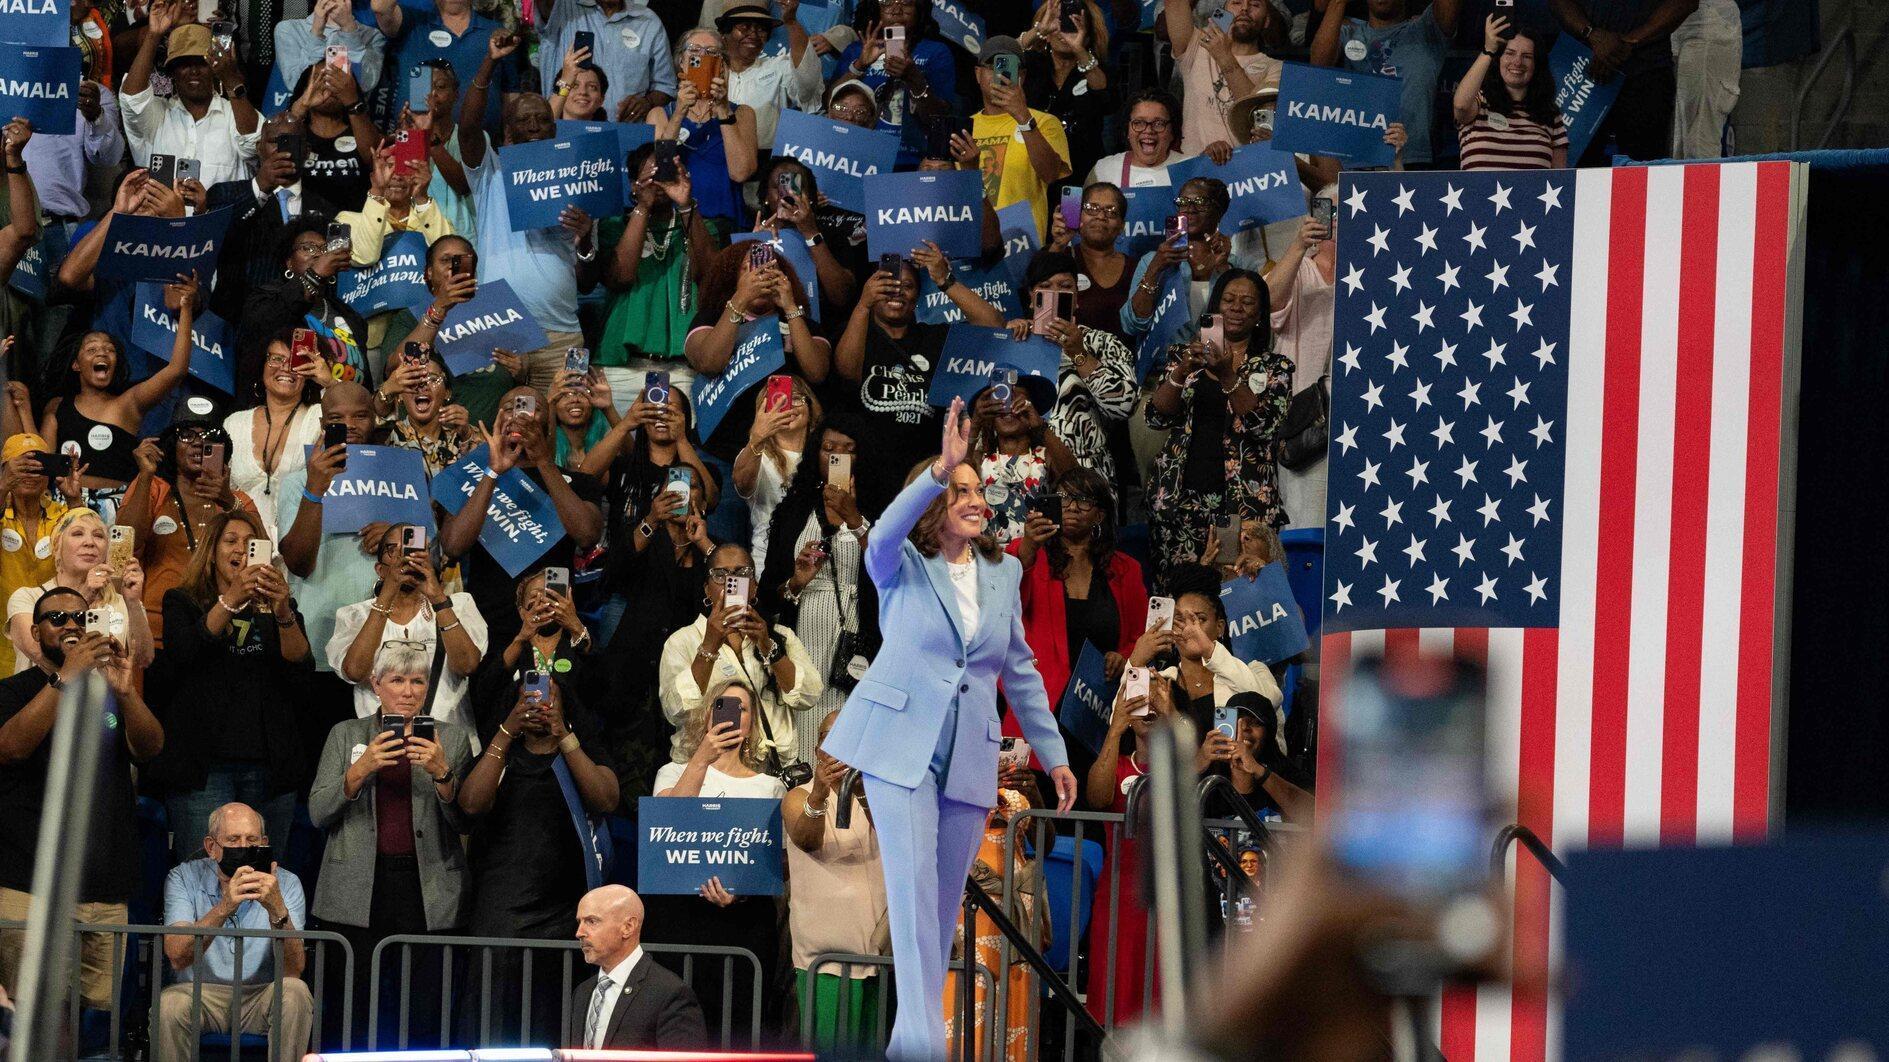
[821,470,1070,808]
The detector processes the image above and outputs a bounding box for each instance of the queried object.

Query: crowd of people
[0,0,1733,1054]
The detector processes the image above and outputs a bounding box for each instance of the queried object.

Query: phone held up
[764,374,795,413]
[1146,595,1175,632]
[711,695,744,737]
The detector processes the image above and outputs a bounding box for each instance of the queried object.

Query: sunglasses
[708,566,757,580]
[38,610,86,626]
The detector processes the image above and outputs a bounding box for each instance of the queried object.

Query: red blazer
[1001,542,1148,739]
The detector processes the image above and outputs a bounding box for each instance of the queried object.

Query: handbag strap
[420,612,448,713]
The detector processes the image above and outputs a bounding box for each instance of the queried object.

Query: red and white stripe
[1315,160,1801,1061]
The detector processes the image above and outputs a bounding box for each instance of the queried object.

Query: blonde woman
[732,376,820,573]
[5,508,152,674]
[650,675,786,1033]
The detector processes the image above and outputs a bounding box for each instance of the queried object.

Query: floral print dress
[980,448,1052,546]
[1144,348,1296,577]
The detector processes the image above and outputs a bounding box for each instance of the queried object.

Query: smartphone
[1213,705,1238,741]
[884,24,908,61]
[986,368,1016,405]
[391,128,427,171]
[664,465,693,512]
[174,157,202,187]
[991,52,1019,86]
[108,526,135,570]
[521,669,552,701]
[746,242,776,274]
[1328,654,1490,903]
[210,19,236,52]
[644,370,671,405]
[1030,491,1062,525]
[218,843,273,879]
[408,715,437,744]
[1165,214,1189,250]
[572,29,595,56]
[322,422,348,451]
[723,574,752,609]
[1123,666,1151,713]
[564,347,590,377]
[710,694,743,736]
[409,65,432,113]
[1146,595,1175,632]
[923,114,959,160]
[289,328,319,372]
[275,133,305,170]
[245,536,273,567]
[448,252,474,278]
[878,253,902,280]
[400,524,428,553]
[652,140,681,183]
[1030,288,1059,337]
[999,736,1031,770]
[1058,0,1081,32]
[378,716,408,742]
[200,441,225,478]
[1199,313,1226,353]
[324,43,349,70]
[400,341,428,375]
[511,393,539,421]
[543,566,571,596]
[684,51,722,98]
[774,169,806,207]
[60,440,81,479]
[1059,186,1083,232]
[325,221,352,254]
[1215,518,1241,563]
[84,609,108,636]
[764,374,795,413]
[147,153,176,188]
[826,452,853,493]
[1311,197,1335,232]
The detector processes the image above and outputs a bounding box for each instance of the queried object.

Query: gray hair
[674,27,721,68]
[371,644,433,684]
[206,802,263,841]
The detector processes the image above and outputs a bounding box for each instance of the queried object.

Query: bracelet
[431,770,453,785]
[216,595,242,613]
[369,602,394,616]
[726,305,750,325]
[1256,764,1272,786]
[424,306,447,326]
[497,723,514,738]
[276,611,299,626]
[937,274,958,293]
[558,731,581,754]
[782,307,806,321]
[439,621,461,633]
[472,78,491,90]
[430,598,453,612]
[301,488,324,505]
[803,801,827,818]
[1076,55,1098,74]
[696,644,719,662]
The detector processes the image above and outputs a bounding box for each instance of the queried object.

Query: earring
[283,268,294,280]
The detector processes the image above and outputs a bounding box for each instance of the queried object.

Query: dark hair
[33,586,86,621]
[759,155,821,205]
[691,243,810,330]
[853,0,941,40]
[1121,88,1182,144]
[1481,30,1560,123]
[156,418,233,483]
[47,331,131,402]
[969,386,1048,454]
[1023,249,1079,290]
[1044,466,1117,579]
[275,216,334,267]
[426,234,474,267]
[421,57,459,90]
[1082,181,1127,213]
[255,325,325,406]
[1206,268,1272,351]
[1180,176,1231,221]
[177,509,267,609]
[1160,561,1229,628]
[909,462,1001,561]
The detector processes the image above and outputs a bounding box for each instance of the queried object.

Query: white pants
[1670,0,1743,159]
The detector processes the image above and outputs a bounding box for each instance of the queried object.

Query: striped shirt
[1457,101,1569,171]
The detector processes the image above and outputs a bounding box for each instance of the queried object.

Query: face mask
[217,844,273,880]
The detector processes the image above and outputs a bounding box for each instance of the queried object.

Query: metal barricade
[799,952,997,1058]
[0,917,354,1062]
[367,933,766,1051]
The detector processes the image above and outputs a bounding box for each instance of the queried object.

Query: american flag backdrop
[1314,161,1806,1059]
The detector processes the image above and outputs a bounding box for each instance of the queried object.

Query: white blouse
[224,405,323,540]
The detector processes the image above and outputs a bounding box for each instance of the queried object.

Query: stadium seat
[1040,835,1103,973]
[1279,529,1325,638]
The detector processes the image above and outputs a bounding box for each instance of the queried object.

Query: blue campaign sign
[315,445,435,534]
[0,47,81,134]
[1117,186,1170,259]
[261,64,292,116]
[0,0,70,47]
[426,279,548,375]
[772,109,900,214]
[916,257,1022,325]
[863,170,983,261]
[95,207,235,283]
[1059,641,1117,756]
[7,223,68,301]
[128,283,236,395]
[1270,62,1401,168]
[497,131,625,232]
[1168,143,1307,233]
[431,445,568,575]
[636,797,785,897]
[996,200,1039,290]
[925,325,1060,407]
[555,119,655,197]
[1133,267,1190,383]
[928,0,987,53]
[731,230,821,323]
[692,317,786,441]
[336,231,428,316]
[1220,564,1309,665]
[1551,35,1623,162]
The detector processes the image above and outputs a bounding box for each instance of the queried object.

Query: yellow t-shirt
[0,497,68,674]
[972,108,1071,239]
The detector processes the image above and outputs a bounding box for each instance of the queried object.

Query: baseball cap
[978,35,1024,63]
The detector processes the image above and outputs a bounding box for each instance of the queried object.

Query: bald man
[570,885,706,1050]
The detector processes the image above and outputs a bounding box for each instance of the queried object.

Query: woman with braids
[1142,268,1294,579]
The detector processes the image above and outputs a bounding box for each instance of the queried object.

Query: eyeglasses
[38,610,85,626]
[709,566,757,580]
[1062,495,1101,512]
[1174,196,1209,209]
[382,639,427,653]
[1127,118,1171,132]
[292,240,327,256]
[830,103,875,121]
[1080,203,1122,219]
[685,42,727,54]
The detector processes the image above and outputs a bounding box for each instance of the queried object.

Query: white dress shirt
[252,177,307,219]
[588,947,645,1048]
[22,87,125,219]
[727,50,824,150]
[121,89,261,188]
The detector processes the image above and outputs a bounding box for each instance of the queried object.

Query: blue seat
[607,814,639,889]
[199,1030,269,1057]
[282,801,326,896]
[133,797,170,925]
[1279,529,1325,638]
[1039,836,1103,973]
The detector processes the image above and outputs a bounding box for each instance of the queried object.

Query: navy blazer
[822,470,1069,807]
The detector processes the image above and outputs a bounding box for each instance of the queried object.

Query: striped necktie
[584,974,613,1049]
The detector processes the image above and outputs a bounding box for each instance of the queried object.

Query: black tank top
[54,401,141,484]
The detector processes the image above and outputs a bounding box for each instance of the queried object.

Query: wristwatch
[347,99,369,115]
[1015,117,1036,134]
[806,232,825,247]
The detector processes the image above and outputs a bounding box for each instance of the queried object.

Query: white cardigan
[1161,642,1287,754]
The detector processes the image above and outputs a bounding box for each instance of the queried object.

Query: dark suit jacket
[572,951,708,1050]
[204,179,339,321]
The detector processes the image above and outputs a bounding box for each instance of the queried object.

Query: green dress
[594,212,697,367]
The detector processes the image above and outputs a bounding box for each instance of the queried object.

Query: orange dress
[943,801,1041,1062]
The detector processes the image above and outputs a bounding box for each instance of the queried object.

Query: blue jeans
[165,763,297,865]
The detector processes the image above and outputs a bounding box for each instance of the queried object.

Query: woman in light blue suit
[822,397,1079,1060]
